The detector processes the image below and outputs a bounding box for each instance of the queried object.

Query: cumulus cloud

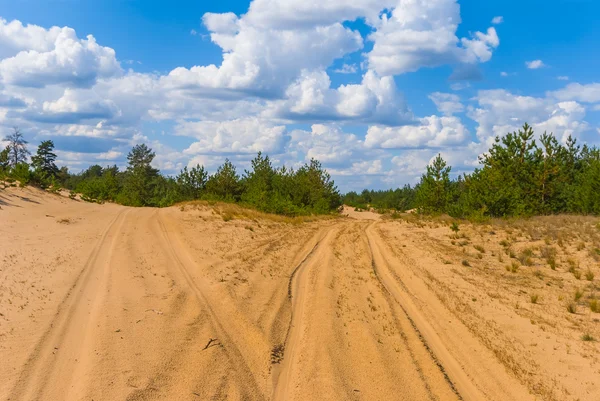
[526,59,544,69]
[549,83,600,103]
[270,69,413,125]
[289,124,366,165]
[368,0,499,76]
[469,89,589,143]
[491,16,504,24]
[365,115,469,149]
[180,118,289,155]
[333,63,358,74]
[0,20,121,88]
[163,7,363,98]
[429,92,464,115]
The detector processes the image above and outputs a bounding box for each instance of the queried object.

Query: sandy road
[1,193,537,400]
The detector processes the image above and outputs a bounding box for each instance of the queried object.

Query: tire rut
[155,211,267,400]
[7,208,131,401]
[271,227,337,401]
[365,221,485,401]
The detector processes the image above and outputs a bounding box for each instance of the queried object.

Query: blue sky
[0,0,599,191]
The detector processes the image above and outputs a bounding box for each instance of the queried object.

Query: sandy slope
[1,187,596,400]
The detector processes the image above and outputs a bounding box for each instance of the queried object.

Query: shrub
[585,270,595,281]
[567,303,577,314]
[530,294,539,304]
[462,260,470,267]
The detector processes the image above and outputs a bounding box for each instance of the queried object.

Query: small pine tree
[415,154,451,213]
[31,140,59,183]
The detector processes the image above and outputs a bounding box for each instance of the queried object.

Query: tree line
[4,124,600,218]
[0,128,342,215]
[344,123,600,218]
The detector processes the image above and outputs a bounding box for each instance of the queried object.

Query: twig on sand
[202,338,220,350]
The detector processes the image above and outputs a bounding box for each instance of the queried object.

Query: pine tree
[31,140,59,179]
[242,152,275,209]
[206,159,241,200]
[176,164,207,200]
[415,154,451,213]
[119,144,160,206]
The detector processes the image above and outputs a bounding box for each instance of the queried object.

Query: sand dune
[1,187,598,400]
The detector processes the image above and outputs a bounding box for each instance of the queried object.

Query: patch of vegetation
[461,260,471,267]
[581,334,596,342]
[530,294,539,304]
[590,299,599,313]
[518,248,534,266]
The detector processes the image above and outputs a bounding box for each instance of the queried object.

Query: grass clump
[505,261,520,273]
[585,269,595,281]
[473,244,485,253]
[574,289,584,302]
[567,303,577,314]
[590,299,599,313]
[582,334,596,342]
[518,248,534,266]
[530,294,539,304]
[461,260,471,267]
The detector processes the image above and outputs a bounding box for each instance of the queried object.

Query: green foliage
[11,162,31,185]
[176,164,207,200]
[0,146,9,176]
[415,154,451,214]
[31,140,59,188]
[343,185,415,211]
[205,159,241,201]
[371,123,600,219]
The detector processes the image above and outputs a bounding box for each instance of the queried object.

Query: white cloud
[270,69,413,125]
[549,83,600,103]
[163,6,364,98]
[365,115,469,149]
[180,118,288,155]
[557,76,569,81]
[289,124,365,165]
[526,59,544,69]
[469,89,589,143]
[333,63,357,74]
[491,16,504,25]
[0,20,121,88]
[368,0,499,76]
[190,29,198,36]
[429,92,464,115]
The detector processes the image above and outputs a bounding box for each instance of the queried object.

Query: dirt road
[2,188,594,400]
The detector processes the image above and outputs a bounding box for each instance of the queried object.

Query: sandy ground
[1,187,598,401]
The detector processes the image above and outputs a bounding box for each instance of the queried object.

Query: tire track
[271,227,337,401]
[365,221,485,401]
[155,211,267,400]
[7,208,131,401]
